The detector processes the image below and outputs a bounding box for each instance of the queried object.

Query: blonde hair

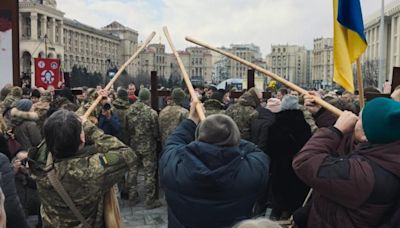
[234,218,282,228]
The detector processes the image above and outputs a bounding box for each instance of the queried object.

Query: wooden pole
[185,36,343,117]
[356,59,365,109]
[163,27,206,121]
[83,31,156,119]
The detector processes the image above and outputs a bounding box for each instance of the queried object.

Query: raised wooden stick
[83,31,156,118]
[164,27,206,121]
[185,36,343,117]
[356,59,365,108]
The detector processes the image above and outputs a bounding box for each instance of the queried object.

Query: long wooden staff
[185,36,343,117]
[83,31,156,118]
[163,27,206,121]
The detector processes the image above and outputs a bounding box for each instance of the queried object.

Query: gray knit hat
[15,99,33,112]
[196,114,241,147]
[281,95,299,111]
[139,88,150,101]
[171,88,185,105]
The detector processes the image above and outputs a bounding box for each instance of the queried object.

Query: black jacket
[160,119,270,228]
[0,153,29,228]
[251,107,275,153]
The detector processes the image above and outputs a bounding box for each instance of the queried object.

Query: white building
[312,38,333,89]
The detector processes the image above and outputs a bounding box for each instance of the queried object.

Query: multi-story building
[266,44,308,86]
[312,38,333,89]
[363,0,400,86]
[19,0,138,82]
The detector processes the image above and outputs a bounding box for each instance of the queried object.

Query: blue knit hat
[362,97,400,144]
[15,99,33,112]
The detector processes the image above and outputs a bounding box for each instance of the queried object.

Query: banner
[34,58,62,89]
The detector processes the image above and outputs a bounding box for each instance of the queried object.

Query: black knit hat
[196,114,241,147]
[31,89,41,99]
[117,88,128,100]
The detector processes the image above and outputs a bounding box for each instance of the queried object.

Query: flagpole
[356,59,365,108]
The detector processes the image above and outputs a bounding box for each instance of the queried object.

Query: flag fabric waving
[333,0,368,93]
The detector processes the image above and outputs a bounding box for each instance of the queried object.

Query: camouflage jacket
[0,94,19,114]
[225,92,259,141]
[158,104,188,145]
[203,99,226,116]
[33,101,50,131]
[126,101,159,152]
[111,98,130,145]
[30,121,135,228]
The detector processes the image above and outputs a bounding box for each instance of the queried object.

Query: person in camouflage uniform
[111,88,130,145]
[158,88,188,145]
[125,88,161,209]
[29,109,136,227]
[0,86,22,113]
[225,87,261,141]
[203,91,226,116]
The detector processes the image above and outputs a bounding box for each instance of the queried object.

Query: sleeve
[292,127,374,208]
[27,122,42,148]
[83,121,136,190]
[0,154,29,228]
[159,119,196,168]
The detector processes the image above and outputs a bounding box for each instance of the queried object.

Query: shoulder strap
[46,153,91,228]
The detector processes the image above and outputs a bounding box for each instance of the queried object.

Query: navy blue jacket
[98,113,120,136]
[160,119,270,228]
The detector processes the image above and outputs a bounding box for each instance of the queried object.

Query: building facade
[312,38,333,89]
[19,0,138,83]
[266,44,308,86]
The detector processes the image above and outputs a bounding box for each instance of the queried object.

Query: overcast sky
[57,0,393,56]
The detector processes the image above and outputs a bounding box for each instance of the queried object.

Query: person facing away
[30,108,136,227]
[160,101,270,228]
[159,88,189,146]
[125,88,162,209]
[293,97,400,227]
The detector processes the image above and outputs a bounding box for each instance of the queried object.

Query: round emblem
[38,61,46,69]
[41,70,54,84]
[51,62,58,69]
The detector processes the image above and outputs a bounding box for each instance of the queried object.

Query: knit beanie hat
[281,95,299,111]
[138,88,150,101]
[16,99,33,112]
[362,97,400,144]
[31,89,41,99]
[117,88,128,100]
[210,91,224,103]
[196,114,241,147]
[266,98,281,113]
[171,88,185,105]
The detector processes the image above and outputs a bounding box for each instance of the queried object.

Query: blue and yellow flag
[333,0,368,93]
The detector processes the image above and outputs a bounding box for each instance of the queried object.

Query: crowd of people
[0,81,399,228]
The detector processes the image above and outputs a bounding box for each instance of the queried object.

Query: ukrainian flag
[333,0,368,93]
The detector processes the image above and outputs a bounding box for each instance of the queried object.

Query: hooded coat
[225,88,259,141]
[293,127,400,227]
[203,99,226,116]
[10,108,41,150]
[112,98,130,144]
[160,119,270,228]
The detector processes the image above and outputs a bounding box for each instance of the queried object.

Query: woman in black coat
[266,95,311,220]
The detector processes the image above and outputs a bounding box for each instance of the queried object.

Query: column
[40,15,47,39]
[19,13,22,39]
[50,18,56,43]
[30,12,38,40]
[59,20,64,45]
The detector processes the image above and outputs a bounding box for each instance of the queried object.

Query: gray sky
[57,0,392,56]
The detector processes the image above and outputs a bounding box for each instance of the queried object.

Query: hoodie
[160,119,269,228]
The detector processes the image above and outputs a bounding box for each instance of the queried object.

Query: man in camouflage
[158,88,188,145]
[203,91,226,116]
[29,108,136,227]
[0,86,22,113]
[225,87,261,141]
[125,88,161,209]
[111,88,130,145]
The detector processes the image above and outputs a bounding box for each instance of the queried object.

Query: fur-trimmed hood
[11,108,39,122]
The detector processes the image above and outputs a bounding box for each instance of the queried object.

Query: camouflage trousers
[127,149,157,202]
